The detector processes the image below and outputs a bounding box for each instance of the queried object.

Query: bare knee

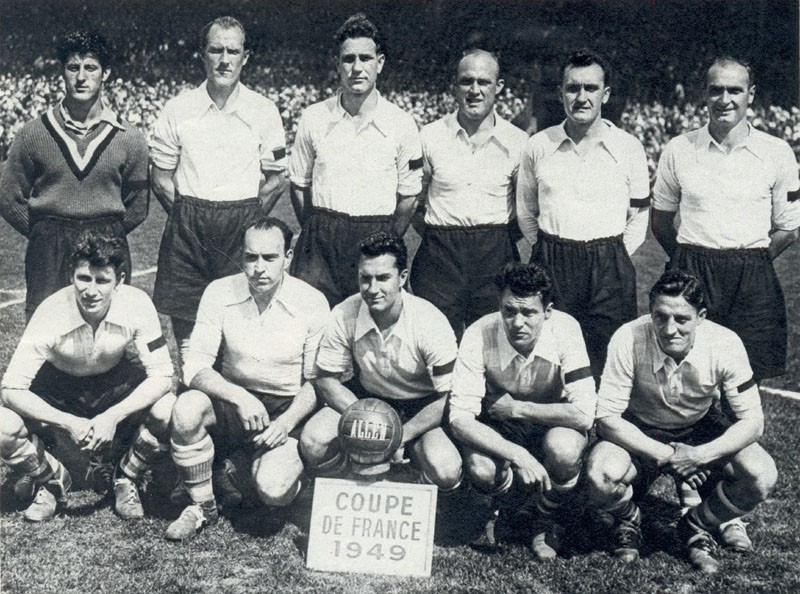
[412,434,463,490]
[253,461,302,507]
[145,393,177,438]
[170,390,212,443]
[465,452,503,492]
[734,448,778,503]
[585,442,634,506]
[0,408,28,454]
[299,409,339,464]
[542,428,587,482]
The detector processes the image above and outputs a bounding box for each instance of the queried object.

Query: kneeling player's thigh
[252,438,304,499]
[463,447,507,489]
[410,428,462,480]
[144,393,177,428]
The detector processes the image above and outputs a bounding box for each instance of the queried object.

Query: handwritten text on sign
[306,478,438,576]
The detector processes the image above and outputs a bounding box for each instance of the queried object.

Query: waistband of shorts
[176,194,261,209]
[539,230,623,247]
[31,214,123,227]
[309,206,393,222]
[676,243,770,259]
[426,222,511,233]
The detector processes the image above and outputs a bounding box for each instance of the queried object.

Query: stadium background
[1,1,800,593]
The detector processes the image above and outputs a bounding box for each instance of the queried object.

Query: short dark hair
[494,262,553,305]
[648,269,707,312]
[244,216,293,252]
[200,16,247,52]
[57,31,112,70]
[70,229,126,277]
[560,48,612,87]
[705,55,754,88]
[335,13,384,56]
[358,231,407,271]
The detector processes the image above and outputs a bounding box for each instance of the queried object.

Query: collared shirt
[315,290,457,400]
[150,81,287,202]
[596,315,762,429]
[183,273,330,397]
[59,99,124,137]
[516,120,651,252]
[449,309,597,422]
[653,123,800,249]
[2,285,173,390]
[420,112,528,226]
[289,91,423,216]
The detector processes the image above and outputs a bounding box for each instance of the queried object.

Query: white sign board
[306,478,438,577]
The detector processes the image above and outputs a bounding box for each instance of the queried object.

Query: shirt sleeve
[0,128,34,237]
[395,115,424,198]
[718,333,763,420]
[556,316,597,420]
[149,100,181,171]
[595,324,636,419]
[417,303,458,393]
[515,139,540,244]
[182,283,225,386]
[301,292,331,381]
[1,306,54,390]
[129,292,174,379]
[120,130,150,234]
[288,111,315,187]
[314,306,354,376]
[259,100,288,173]
[770,141,800,231]
[448,322,488,422]
[652,139,681,212]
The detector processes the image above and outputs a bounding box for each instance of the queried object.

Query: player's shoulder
[611,314,650,345]
[546,308,585,336]
[404,291,450,324]
[605,121,645,150]
[420,113,451,139]
[527,123,566,151]
[116,283,154,304]
[331,292,363,320]
[299,95,337,121]
[237,83,279,112]
[377,95,420,131]
[495,115,530,146]
[747,126,795,157]
[283,275,330,310]
[697,318,743,346]
[663,127,701,152]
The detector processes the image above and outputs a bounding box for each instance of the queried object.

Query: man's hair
[457,48,501,81]
[70,229,126,277]
[705,55,754,88]
[244,216,293,252]
[559,48,612,87]
[648,269,707,312]
[358,231,407,271]
[57,31,112,70]
[199,16,247,52]
[335,13,384,56]
[494,262,553,304]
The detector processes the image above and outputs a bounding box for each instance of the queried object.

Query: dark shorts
[624,408,731,500]
[672,244,786,380]
[290,208,393,307]
[153,195,263,321]
[410,223,519,337]
[531,231,637,378]
[209,390,295,458]
[26,216,130,316]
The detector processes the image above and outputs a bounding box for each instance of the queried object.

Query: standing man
[411,49,528,339]
[289,13,424,306]
[516,49,650,378]
[0,31,149,320]
[165,217,329,541]
[299,232,462,492]
[150,16,288,350]
[652,56,800,382]
[586,270,777,573]
[0,231,175,522]
[448,262,596,560]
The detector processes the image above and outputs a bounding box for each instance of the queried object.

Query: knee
[585,445,632,503]
[542,429,586,481]
[465,454,502,491]
[299,411,339,463]
[0,408,27,452]
[253,467,301,508]
[145,393,177,436]
[169,391,211,439]
[418,450,463,491]
[737,453,778,503]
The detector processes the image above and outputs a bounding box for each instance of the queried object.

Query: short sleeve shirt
[2,285,173,390]
[182,273,330,397]
[596,315,763,429]
[315,291,458,400]
[652,123,800,248]
[420,112,528,226]
[289,92,423,215]
[449,309,597,422]
[150,81,287,202]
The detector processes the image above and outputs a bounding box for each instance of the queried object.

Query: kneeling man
[166,217,330,540]
[586,270,777,573]
[448,262,596,559]
[300,232,462,491]
[0,231,175,521]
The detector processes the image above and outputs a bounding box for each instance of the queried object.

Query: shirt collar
[198,80,245,115]
[224,273,300,317]
[694,122,763,160]
[327,90,392,137]
[59,99,124,133]
[648,321,705,374]
[547,119,625,162]
[446,111,514,156]
[495,314,560,368]
[354,290,410,342]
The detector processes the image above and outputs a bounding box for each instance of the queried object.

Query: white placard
[306,478,438,577]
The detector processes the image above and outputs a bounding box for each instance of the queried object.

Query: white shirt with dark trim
[653,122,800,249]
[149,81,287,202]
[516,119,650,252]
[449,309,597,422]
[2,285,173,390]
[289,91,423,216]
[420,111,528,226]
[596,314,763,429]
[182,273,330,397]
[314,290,457,400]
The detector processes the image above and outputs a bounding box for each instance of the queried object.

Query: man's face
[455,53,504,124]
[499,288,552,355]
[203,24,248,91]
[650,294,706,361]
[62,53,109,105]
[560,63,609,127]
[338,37,384,97]
[358,253,407,317]
[72,259,122,324]
[242,227,291,298]
[705,61,754,131]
